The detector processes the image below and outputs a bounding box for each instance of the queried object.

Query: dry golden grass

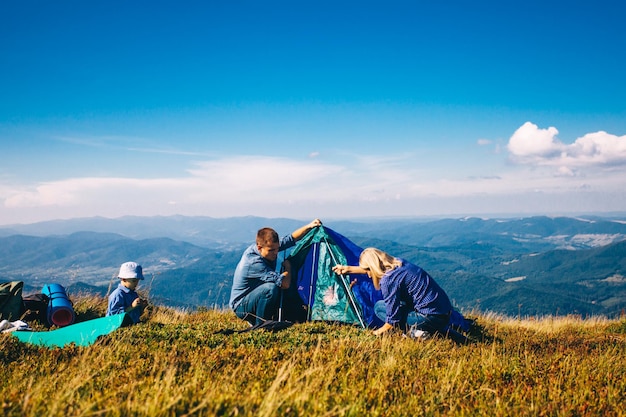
[1,295,625,416]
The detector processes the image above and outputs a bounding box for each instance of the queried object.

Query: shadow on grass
[464,316,497,344]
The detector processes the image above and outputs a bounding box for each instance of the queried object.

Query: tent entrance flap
[289,226,383,328]
[306,242,317,321]
[322,237,366,328]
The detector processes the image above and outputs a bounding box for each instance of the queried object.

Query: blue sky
[1,1,626,225]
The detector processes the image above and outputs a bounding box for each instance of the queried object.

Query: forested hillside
[1,215,625,317]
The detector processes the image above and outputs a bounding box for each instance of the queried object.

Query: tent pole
[323,238,366,328]
[307,243,317,321]
[278,249,286,322]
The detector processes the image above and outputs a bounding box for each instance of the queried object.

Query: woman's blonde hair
[358,247,402,290]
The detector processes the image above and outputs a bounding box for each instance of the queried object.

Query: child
[106,261,148,324]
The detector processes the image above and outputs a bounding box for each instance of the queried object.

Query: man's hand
[280,259,292,289]
[292,219,323,241]
[308,219,322,228]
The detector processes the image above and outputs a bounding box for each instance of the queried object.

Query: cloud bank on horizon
[2,121,625,224]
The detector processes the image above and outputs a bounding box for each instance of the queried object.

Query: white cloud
[1,152,621,212]
[556,166,576,177]
[507,121,626,168]
[507,122,562,159]
[477,139,492,146]
[565,131,626,166]
[4,177,183,208]
[2,156,349,211]
[1,139,625,224]
[58,135,212,157]
[185,156,344,199]
[0,152,469,218]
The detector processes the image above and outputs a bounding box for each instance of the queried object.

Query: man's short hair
[256,228,279,246]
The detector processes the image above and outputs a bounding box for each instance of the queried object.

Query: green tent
[12,314,127,348]
[287,226,384,328]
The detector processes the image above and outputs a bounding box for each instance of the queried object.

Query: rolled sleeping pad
[41,283,75,327]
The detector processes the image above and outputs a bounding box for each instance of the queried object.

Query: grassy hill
[1,295,625,416]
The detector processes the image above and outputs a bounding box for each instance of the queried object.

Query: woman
[333,247,453,337]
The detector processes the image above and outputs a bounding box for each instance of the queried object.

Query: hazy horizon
[3,210,626,229]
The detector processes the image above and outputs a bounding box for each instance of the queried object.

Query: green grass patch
[2,296,625,416]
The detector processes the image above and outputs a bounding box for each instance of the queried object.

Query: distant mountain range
[4,214,625,251]
[0,215,306,249]
[1,215,625,317]
[0,231,210,293]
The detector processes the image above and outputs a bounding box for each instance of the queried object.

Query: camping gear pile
[0,281,75,329]
[1,281,129,348]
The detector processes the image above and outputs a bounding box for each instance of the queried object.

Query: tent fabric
[287,226,384,328]
[11,313,127,348]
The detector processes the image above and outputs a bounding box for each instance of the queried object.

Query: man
[229,219,322,325]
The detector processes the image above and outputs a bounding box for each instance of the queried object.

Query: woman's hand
[333,265,368,276]
[332,264,348,275]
